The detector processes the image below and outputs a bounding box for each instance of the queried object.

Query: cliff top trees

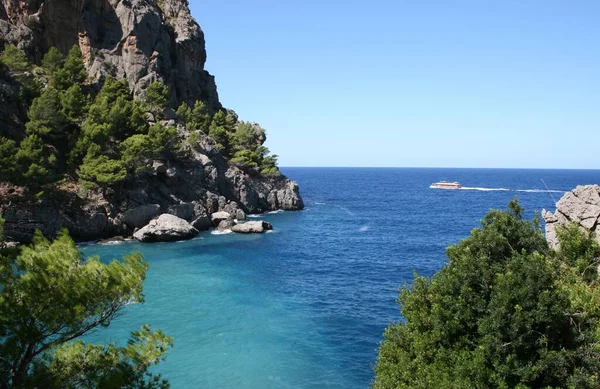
[372,200,600,389]
[0,231,172,388]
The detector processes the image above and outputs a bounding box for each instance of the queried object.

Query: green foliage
[0,215,4,243]
[0,137,18,182]
[26,88,69,141]
[372,201,600,389]
[78,151,127,188]
[176,100,210,133]
[0,44,31,72]
[0,231,172,387]
[144,81,169,113]
[51,46,87,90]
[85,77,145,140]
[0,44,41,104]
[230,149,259,168]
[259,153,280,176]
[41,47,64,75]
[13,135,55,186]
[60,84,89,121]
[147,123,180,157]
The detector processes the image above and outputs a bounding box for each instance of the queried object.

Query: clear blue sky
[189,1,599,168]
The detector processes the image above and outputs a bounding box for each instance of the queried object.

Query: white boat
[430,181,462,189]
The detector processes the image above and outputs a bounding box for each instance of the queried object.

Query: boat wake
[516,189,565,193]
[432,186,566,193]
[459,187,511,192]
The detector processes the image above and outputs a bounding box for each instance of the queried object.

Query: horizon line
[279,166,600,171]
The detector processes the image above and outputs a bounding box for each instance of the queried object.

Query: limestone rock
[0,0,221,109]
[543,185,600,248]
[133,214,199,242]
[122,204,160,229]
[211,211,232,226]
[217,219,235,231]
[231,221,273,234]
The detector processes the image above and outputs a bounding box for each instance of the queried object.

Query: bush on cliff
[372,200,600,389]
[0,230,172,388]
[0,44,282,194]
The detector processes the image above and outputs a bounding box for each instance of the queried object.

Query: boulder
[211,211,232,226]
[236,209,247,221]
[543,185,600,248]
[191,215,212,231]
[133,214,199,242]
[168,203,195,220]
[217,219,235,230]
[231,221,273,234]
[122,204,161,229]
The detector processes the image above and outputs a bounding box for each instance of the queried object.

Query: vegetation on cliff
[0,44,280,194]
[373,200,600,389]
[0,221,172,388]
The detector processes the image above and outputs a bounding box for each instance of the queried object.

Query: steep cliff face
[0,0,304,243]
[0,0,220,109]
[543,185,600,248]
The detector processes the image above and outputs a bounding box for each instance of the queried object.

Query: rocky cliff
[543,185,600,248]
[0,0,304,243]
[0,0,220,109]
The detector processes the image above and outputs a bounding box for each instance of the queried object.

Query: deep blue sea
[83,168,600,388]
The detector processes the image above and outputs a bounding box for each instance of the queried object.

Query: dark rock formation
[0,0,220,109]
[231,220,273,234]
[133,213,198,242]
[543,185,600,248]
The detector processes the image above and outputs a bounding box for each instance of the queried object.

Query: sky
[189,0,599,168]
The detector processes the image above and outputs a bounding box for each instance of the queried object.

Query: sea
[82,168,600,388]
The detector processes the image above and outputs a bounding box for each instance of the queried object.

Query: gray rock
[211,211,232,226]
[122,204,161,229]
[166,167,178,178]
[236,209,247,221]
[153,162,167,175]
[231,221,273,234]
[162,107,177,120]
[191,215,212,231]
[0,0,221,110]
[217,219,235,230]
[543,185,600,248]
[133,214,199,242]
[168,203,195,220]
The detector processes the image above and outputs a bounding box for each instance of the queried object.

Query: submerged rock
[231,221,273,234]
[133,214,199,242]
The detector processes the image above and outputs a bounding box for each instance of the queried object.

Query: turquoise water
[83,168,600,388]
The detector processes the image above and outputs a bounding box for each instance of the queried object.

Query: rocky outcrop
[122,204,160,229]
[0,0,220,109]
[0,0,304,243]
[231,221,273,234]
[543,185,600,248]
[133,213,198,242]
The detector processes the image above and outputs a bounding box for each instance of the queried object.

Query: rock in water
[133,214,199,242]
[543,185,600,248]
[211,211,232,226]
[231,221,273,234]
